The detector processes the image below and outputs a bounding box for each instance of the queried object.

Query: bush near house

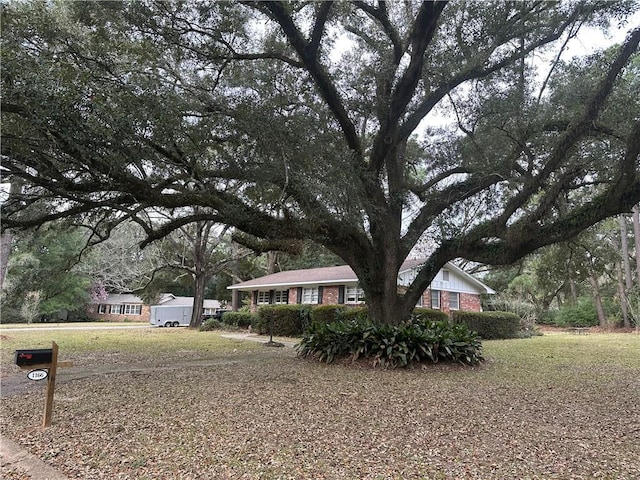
[452,311,520,339]
[200,318,225,331]
[411,307,449,323]
[311,305,349,326]
[222,311,256,329]
[255,305,310,337]
[339,306,370,323]
[256,305,450,336]
[297,318,483,368]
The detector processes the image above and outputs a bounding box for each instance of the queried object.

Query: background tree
[76,221,166,295]
[1,225,91,322]
[150,218,251,328]
[3,1,640,325]
[485,216,636,327]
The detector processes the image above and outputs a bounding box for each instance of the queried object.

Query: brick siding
[321,286,339,304]
[250,286,483,314]
[460,292,481,312]
[87,305,151,322]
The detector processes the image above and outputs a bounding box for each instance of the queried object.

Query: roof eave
[228,278,358,290]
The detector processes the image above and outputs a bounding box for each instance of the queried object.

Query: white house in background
[89,293,223,322]
[228,259,495,314]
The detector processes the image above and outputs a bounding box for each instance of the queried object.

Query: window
[203,308,215,315]
[273,290,288,304]
[98,304,107,314]
[449,292,460,310]
[345,286,365,304]
[442,269,450,282]
[257,291,270,305]
[109,304,122,315]
[430,290,440,309]
[124,304,142,315]
[301,287,319,304]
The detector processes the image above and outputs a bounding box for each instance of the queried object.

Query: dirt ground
[1,334,639,479]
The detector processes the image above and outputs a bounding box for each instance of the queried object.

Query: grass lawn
[0,324,261,367]
[1,327,638,479]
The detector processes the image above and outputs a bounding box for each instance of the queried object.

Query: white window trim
[98,304,107,314]
[449,292,460,311]
[431,290,441,310]
[273,290,288,304]
[257,291,270,305]
[124,304,142,315]
[301,287,319,304]
[345,285,365,304]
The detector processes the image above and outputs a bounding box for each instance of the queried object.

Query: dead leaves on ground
[1,346,639,479]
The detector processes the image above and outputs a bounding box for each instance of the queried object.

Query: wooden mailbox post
[15,341,72,429]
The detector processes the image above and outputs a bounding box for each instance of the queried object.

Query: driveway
[1,332,296,398]
[0,324,151,332]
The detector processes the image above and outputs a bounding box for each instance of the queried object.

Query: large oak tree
[2,1,639,325]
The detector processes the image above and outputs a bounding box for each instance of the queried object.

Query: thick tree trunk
[266,251,278,275]
[190,272,206,328]
[633,205,640,285]
[354,249,404,326]
[231,242,242,311]
[0,231,12,289]
[363,264,400,325]
[588,275,607,327]
[616,262,630,328]
[569,278,578,304]
[619,215,633,289]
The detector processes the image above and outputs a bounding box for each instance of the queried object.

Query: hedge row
[253,305,310,337]
[221,311,254,329]
[254,305,450,336]
[452,311,520,339]
[204,305,522,341]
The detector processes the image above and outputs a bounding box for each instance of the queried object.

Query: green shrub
[554,298,598,327]
[411,307,449,323]
[200,318,224,331]
[339,306,370,322]
[452,311,520,339]
[297,318,483,368]
[0,305,26,323]
[311,305,349,327]
[488,295,538,330]
[222,311,255,329]
[536,309,556,325]
[255,305,308,336]
[64,311,93,323]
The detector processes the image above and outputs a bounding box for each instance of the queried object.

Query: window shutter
[269,290,275,304]
[252,291,258,305]
[296,287,303,304]
[338,285,345,304]
[318,286,324,304]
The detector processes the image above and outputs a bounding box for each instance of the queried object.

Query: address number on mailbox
[27,369,49,381]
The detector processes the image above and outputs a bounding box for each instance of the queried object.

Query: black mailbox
[15,348,53,367]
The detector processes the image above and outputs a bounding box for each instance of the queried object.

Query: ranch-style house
[228,259,495,314]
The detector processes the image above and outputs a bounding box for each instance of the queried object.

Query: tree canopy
[2,1,639,325]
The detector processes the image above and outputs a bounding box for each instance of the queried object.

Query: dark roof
[229,259,428,290]
[228,258,495,294]
[228,264,357,290]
